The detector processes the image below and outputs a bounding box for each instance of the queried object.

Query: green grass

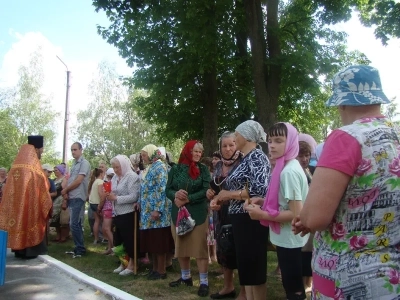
[47,221,287,300]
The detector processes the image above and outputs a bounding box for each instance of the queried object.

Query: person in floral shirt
[293,65,400,299]
[139,144,174,280]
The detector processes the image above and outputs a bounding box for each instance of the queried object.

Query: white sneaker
[113,265,125,273]
[119,269,134,276]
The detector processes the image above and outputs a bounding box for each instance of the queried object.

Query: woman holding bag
[166,140,211,297]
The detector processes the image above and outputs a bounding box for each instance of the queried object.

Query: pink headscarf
[298,133,317,158]
[261,122,299,233]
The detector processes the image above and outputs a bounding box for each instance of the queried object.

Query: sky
[0,1,399,160]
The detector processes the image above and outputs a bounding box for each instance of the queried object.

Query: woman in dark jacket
[166,140,211,297]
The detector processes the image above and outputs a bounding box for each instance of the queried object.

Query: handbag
[218,224,235,255]
[176,206,196,236]
[59,208,70,226]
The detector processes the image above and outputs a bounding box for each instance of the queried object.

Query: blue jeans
[68,198,86,254]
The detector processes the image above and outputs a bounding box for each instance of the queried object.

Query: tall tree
[0,50,59,168]
[94,0,252,155]
[93,0,396,146]
[75,61,159,166]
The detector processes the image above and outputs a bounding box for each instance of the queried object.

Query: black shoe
[148,271,167,280]
[198,284,209,297]
[210,290,236,299]
[169,277,193,287]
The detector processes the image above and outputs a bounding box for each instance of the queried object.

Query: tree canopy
[0,50,59,168]
[93,0,397,152]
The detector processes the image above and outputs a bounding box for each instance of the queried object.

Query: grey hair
[0,167,7,172]
[194,142,204,151]
[110,157,120,166]
[219,131,235,144]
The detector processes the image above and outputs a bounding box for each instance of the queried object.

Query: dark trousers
[113,212,135,259]
[276,246,306,300]
[302,251,313,277]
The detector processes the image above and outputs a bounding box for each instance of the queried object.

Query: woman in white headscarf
[106,155,140,276]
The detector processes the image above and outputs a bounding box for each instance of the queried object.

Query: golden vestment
[0,144,52,250]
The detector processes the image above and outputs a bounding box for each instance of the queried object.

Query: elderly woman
[49,164,69,242]
[207,131,245,300]
[212,121,270,300]
[0,167,7,203]
[107,155,140,276]
[130,153,144,175]
[293,65,400,299]
[139,144,174,280]
[167,140,211,297]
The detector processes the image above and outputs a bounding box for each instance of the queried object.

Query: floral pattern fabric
[139,160,171,230]
[326,65,390,107]
[312,117,400,300]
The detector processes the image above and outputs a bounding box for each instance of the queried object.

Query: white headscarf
[235,120,266,143]
[112,155,133,178]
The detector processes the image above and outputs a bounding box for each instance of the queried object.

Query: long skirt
[171,220,208,259]
[140,227,174,254]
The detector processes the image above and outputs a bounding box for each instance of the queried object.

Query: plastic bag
[176,206,196,236]
[112,245,129,267]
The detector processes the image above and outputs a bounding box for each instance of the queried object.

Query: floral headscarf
[178,140,201,180]
[150,148,164,163]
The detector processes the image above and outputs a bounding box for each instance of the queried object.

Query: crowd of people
[0,65,399,300]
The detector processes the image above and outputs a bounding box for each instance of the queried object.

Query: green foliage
[74,61,160,166]
[315,0,400,45]
[94,0,254,145]
[0,50,59,168]
[93,0,396,146]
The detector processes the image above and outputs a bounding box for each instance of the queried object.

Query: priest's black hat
[28,135,44,148]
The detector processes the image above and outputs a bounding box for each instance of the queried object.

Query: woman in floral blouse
[139,144,174,280]
[294,65,400,299]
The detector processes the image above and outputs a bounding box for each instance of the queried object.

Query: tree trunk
[244,0,270,130]
[202,66,218,156]
[235,0,251,124]
[202,0,218,156]
[265,0,281,130]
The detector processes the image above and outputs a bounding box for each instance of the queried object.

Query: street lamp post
[56,56,71,164]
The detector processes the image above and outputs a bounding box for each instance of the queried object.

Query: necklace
[213,176,227,188]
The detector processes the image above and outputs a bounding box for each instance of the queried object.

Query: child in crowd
[246,122,309,300]
[88,168,105,244]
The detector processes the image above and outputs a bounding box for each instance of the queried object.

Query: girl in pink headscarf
[245,122,309,300]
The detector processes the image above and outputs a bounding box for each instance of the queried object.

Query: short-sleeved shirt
[67,156,91,201]
[269,159,309,248]
[89,178,103,205]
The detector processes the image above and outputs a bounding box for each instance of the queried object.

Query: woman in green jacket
[167,140,211,297]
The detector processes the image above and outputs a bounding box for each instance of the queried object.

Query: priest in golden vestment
[0,135,52,258]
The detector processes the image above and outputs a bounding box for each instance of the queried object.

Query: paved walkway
[0,249,140,300]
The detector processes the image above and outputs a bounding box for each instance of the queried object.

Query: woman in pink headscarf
[245,122,309,300]
[106,155,140,276]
